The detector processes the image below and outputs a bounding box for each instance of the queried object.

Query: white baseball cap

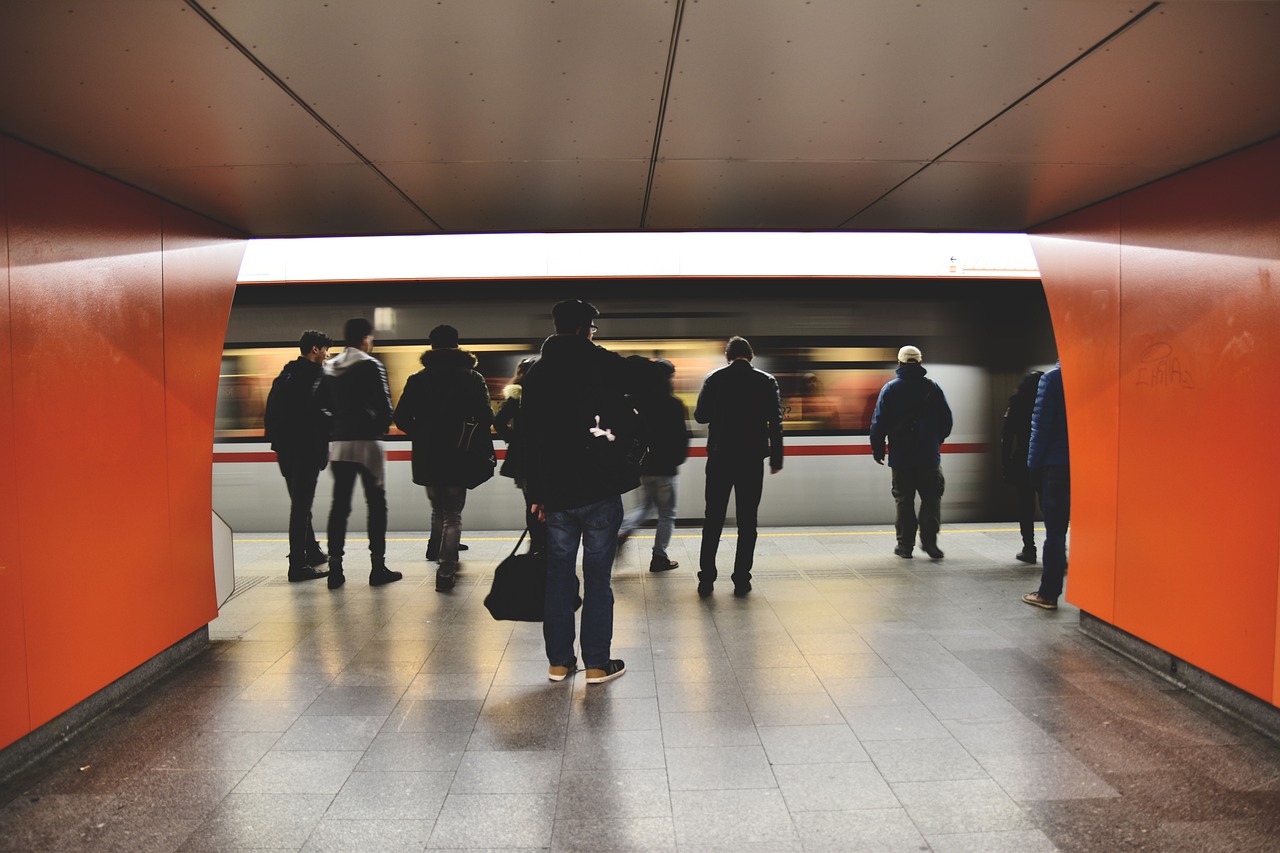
[897,345,923,364]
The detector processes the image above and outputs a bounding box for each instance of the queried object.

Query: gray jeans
[427,484,467,572]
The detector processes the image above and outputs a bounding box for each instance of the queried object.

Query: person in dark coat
[1002,370,1044,563]
[1023,364,1071,610]
[263,329,333,582]
[869,345,954,560]
[694,336,784,598]
[617,359,691,572]
[493,355,546,555]
[393,324,493,591]
[521,300,641,685]
[325,317,400,589]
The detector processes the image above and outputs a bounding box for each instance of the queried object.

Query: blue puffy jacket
[869,363,953,468]
[1027,366,1069,468]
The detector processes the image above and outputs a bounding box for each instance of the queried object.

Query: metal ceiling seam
[835,1,1163,231]
[640,0,688,229]
[184,0,444,233]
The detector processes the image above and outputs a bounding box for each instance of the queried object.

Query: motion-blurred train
[213,277,1056,532]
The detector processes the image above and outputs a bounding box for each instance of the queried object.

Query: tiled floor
[3,524,1280,851]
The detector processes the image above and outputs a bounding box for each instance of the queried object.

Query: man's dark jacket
[520,334,641,511]
[869,363,953,468]
[393,347,493,487]
[694,359,784,470]
[326,348,393,441]
[263,356,331,468]
[639,393,690,476]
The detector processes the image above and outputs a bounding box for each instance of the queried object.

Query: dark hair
[428,324,459,348]
[343,317,374,347]
[726,336,754,361]
[552,299,599,334]
[298,329,332,354]
[653,357,675,376]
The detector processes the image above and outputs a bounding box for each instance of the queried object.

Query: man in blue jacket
[1022,364,1070,610]
[869,345,954,559]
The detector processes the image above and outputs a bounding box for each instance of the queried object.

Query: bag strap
[507,529,528,559]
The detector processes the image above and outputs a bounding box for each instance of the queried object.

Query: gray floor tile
[356,731,469,771]
[757,724,870,765]
[451,750,564,794]
[273,714,385,751]
[183,792,332,850]
[326,769,452,819]
[774,761,899,811]
[301,818,435,852]
[670,788,799,849]
[665,745,777,790]
[233,748,363,794]
[428,792,556,848]
[862,737,988,783]
[792,808,929,852]
[551,815,677,852]
[556,767,672,819]
[891,778,1034,835]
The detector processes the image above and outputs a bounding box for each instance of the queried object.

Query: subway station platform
[2,524,1279,852]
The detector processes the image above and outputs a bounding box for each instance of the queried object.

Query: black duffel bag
[483,531,580,622]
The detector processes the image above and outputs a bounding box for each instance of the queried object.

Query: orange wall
[0,137,244,749]
[1031,136,1280,704]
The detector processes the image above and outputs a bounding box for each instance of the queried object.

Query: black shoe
[893,546,913,559]
[649,557,679,573]
[733,583,751,598]
[697,582,714,598]
[327,568,345,590]
[369,566,403,586]
[616,530,631,548]
[1016,547,1037,564]
[458,543,469,552]
[585,659,626,684]
[288,565,329,582]
[304,549,328,568]
[922,546,944,559]
[435,569,456,592]
[426,542,468,561]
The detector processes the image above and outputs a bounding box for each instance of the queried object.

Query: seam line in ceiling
[836,1,1162,230]
[640,0,688,229]
[186,0,444,232]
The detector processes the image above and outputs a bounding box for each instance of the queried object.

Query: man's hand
[530,503,547,522]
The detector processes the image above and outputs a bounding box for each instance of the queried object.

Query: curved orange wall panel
[0,139,33,749]
[1033,137,1280,704]
[0,137,243,746]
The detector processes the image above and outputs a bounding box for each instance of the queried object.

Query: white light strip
[237,232,1039,283]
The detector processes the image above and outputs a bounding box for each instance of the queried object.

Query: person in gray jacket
[325,318,401,589]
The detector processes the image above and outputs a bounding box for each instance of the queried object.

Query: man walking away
[695,336,784,598]
[393,324,493,592]
[869,345,954,560]
[522,300,640,685]
[325,318,401,589]
[263,330,333,582]
[1023,364,1070,610]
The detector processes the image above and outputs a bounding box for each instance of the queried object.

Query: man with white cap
[869,345,954,559]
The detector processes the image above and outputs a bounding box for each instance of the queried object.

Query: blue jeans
[544,496,622,669]
[1037,465,1071,603]
[620,474,678,558]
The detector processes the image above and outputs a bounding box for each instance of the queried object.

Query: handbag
[458,418,497,489]
[483,530,580,622]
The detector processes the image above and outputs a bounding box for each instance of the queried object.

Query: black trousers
[277,454,323,570]
[700,455,765,585]
[327,461,387,565]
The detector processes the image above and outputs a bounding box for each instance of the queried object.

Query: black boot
[369,560,403,587]
[327,561,345,589]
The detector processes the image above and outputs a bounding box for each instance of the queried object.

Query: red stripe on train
[214,443,987,463]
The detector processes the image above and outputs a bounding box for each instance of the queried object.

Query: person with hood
[325,317,400,589]
[521,299,641,685]
[1022,364,1070,610]
[1002,369,1044,563]
[393,324,494,592]
[869,345,954,560]
[694,336,784,598]
[263,329,333,582]
[617,358,690,573]
[493,355,546,555]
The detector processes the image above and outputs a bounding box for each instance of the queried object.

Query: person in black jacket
[393,324,493,592]
[493,355,546,555]
[617,359,690,572]
[695,336,784,598]
[869,345,954,560]
[263,329,333,582]
[521,300,641,685]
[324,318,400,589]
[1001,370,1044,563]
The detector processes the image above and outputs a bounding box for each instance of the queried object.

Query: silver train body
[213,279,1056,533]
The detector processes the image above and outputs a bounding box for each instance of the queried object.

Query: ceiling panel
[382,159,651,232]
[948,3,1280,169]
[660,0,1144,161]
[205,0,674,163]
[647,159,923,230]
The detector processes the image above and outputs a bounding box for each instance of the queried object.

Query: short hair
[298,329,332,354]
[652,357,675,376]
[552,299,600,334]
[343,317,374,347]
[726,336,754,361]
[428,324,459,348]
